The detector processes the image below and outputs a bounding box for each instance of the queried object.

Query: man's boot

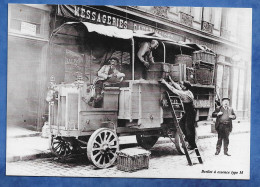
[215,150,220,155]
[224,152,231,156]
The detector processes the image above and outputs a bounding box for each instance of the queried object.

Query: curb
[197,130,250,139]
[7,130,249,162]
[7,132,41,139]
[7,152,53,163]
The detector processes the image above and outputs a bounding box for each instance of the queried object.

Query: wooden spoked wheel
[87,128,119,168]
[174,132,188,155]
[49,136,73,159]
[136,134,159,150]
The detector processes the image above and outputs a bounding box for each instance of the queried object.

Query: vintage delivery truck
[46,22,216,168]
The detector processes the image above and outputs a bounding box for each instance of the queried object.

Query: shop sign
[57,5,184,41]
[129,22,184,41]
[57,5,127,29]
[21,21,36,36]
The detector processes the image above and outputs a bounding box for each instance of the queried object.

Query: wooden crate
[103,87,120,110]
[175,54,193,67]
[117,148,151,172]
[169,64,186,82]
[146,62,170,80]
[195,67,214,85]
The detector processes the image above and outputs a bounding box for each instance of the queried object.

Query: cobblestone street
[6,133,250,179]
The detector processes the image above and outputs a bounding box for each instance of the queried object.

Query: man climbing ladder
[160,77,197,150]
[159,76,203,165]
[165,91,203,166]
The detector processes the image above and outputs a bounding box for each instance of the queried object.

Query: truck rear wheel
[136,135,159,150]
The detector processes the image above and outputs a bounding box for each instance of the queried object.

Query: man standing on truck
[160,76,197,150]
[212,98,236,156]
[137,40,159,69]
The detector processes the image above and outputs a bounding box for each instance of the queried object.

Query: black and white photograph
[6,4,251,179]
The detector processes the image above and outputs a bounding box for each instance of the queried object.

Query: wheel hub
[100,144,110,154]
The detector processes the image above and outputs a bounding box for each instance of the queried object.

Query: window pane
[203,7,212,22]
[10,19,21,31]
[193,7,201,22]
[27,12,42,24]
[213,8,222,30]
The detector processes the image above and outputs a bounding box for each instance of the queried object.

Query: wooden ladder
[165,91,203,166]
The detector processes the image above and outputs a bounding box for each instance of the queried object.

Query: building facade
[7,4,251,130]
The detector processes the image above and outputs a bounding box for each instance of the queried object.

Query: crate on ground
[174,54,193,67]
[117,148,151,172]
[146,62,170,80]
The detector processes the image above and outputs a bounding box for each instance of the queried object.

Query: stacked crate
[193,51,215,85]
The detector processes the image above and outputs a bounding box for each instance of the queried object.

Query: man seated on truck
[97,57,125,84]
[160,76,197,150]
[88,57,125,108]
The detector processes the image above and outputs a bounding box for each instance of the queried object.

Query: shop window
[8,4,48,38]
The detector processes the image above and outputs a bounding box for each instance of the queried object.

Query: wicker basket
[117,148,151,172]
[193,51,215,64]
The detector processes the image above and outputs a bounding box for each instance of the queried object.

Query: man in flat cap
[160,76,197,150]
[212,97,236,156]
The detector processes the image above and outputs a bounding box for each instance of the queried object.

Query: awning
[50,22,215,54]
[53,22,134,40]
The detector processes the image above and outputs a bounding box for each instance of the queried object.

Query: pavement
[6,120,250,163]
